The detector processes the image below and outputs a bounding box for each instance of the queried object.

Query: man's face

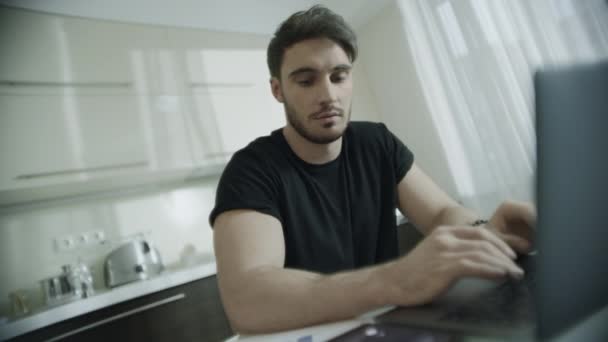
[271,38,353,144]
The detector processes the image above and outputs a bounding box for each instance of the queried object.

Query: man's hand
[382,225,523,306]
[487,200,537,254]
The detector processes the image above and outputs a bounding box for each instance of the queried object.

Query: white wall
[351,65,381,122]
[356,1,459,198]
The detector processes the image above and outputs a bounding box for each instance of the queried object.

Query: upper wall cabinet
[0,7,174,95]
[182,87,284,162]
[0,8,66,86]
[0,94,149,192]
[59,17,174,95]
[0,92,196,206]
[166,28,271,93]
[167,28,284,160]
[0,7,283,205]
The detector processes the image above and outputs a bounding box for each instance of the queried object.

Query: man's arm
[213,210,389,333]
[397,163,481,235]
[398,163,536,252]
[214,208,522,334]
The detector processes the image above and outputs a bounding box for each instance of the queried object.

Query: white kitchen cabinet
[183,87,284,163]
[0,96,77,190]
[0,8,67,86]
[0,7,285,205]
[0,7,172,96]
[0,95,149,192]
[166,27,270,94]
[167,28,285,162]
[179,93,224,163]
[0,7,196,205]
[144,95,194,170]
[0,92,200,205]
[60,16,174,95]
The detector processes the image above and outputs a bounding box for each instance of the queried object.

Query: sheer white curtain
[397,0,608,215]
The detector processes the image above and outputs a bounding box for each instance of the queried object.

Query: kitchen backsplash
[0,177,219,318]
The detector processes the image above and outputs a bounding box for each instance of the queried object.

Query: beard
[283,100,351,145]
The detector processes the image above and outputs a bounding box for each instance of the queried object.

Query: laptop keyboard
[439,255,537,326]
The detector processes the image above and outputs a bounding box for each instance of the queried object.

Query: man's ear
[270,77,284,103]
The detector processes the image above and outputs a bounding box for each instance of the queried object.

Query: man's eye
[331,72,349,83]
[297,79,313,86]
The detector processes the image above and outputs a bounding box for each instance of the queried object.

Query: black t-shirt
[209,121,414,274]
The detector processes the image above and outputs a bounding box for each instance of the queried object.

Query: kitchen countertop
[0,261,217,341]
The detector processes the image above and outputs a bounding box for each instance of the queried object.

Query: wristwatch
[471,219,489,227]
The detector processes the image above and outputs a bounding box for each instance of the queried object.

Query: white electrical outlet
[89,230,107,245]
[77,233,89,245]
[54,235,76,252]
[54,230,107,253]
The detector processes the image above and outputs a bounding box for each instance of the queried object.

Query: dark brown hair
[267,5,358,80]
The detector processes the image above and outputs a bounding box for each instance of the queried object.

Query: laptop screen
[534,59,608,339]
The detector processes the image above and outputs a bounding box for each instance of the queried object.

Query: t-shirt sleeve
[378,123,414,183]
[208,150,281,227]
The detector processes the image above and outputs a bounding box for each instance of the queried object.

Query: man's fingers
[501,201,537,228]
[447,250,523,279]
[497,233,533,253]
[449,257,516,281]
[448,239,515,265]
[443,226,517,259]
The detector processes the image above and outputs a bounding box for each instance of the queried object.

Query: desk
[227,307,394,342]
[228,305,608,342]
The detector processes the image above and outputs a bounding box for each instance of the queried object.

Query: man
[210,5,535,334]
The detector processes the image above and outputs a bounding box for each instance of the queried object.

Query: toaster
[104,240,164,288]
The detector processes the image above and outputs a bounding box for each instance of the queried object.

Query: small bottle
[62,264,82,299]
[9,290,30,316]
[76,259,95,298]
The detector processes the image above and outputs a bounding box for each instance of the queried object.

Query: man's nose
[316,77,337,105]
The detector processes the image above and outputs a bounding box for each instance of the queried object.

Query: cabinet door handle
[201,152,233,158]
[188,81,253,89]
[0,81,132,88]
[45,293,186,342]
[15,161,148,180]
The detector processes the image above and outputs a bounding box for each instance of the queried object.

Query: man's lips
[312,109,343,120]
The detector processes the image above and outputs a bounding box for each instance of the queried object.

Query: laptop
[332,59,608,341]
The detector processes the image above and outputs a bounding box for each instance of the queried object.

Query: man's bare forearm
[218,263,395,334]
[429,205,480,233]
